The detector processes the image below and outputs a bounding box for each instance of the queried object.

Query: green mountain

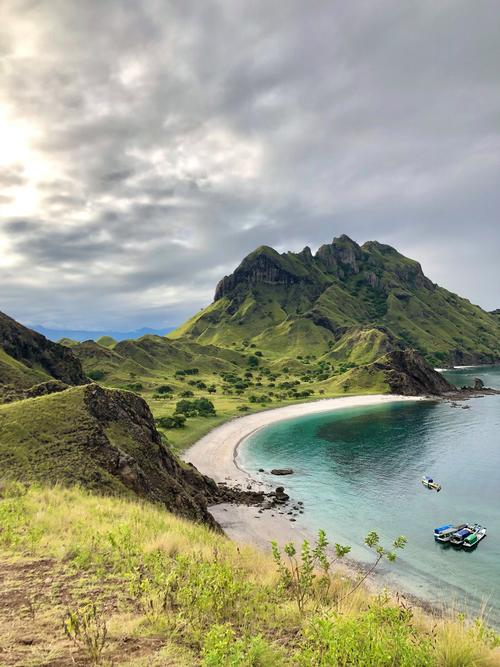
[0,310,87,398]
[173,235,500,367]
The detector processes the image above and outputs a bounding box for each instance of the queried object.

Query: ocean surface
[239,365,500,625]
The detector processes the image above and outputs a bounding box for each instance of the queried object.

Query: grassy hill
[0,311,87,397]
[0,383,230,527]
[173,236,500,367]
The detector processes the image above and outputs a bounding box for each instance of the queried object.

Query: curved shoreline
[183,394,427,599]
[183,394,423,487]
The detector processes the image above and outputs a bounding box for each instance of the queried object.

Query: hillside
[1,485,499,666]
[0,383,234,527]
[0,311,87,395]
[174,236,500,367]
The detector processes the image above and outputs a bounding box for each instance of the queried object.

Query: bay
[239,366,500,625]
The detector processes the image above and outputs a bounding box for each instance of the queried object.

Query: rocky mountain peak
[214,245,305,301]
[315,234,363,276]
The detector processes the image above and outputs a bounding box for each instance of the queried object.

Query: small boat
[450,523,481,546]
[422,476,441,492]
[434,523,467,542]
[463,526,487,549]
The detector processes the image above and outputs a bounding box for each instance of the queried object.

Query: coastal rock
[378,349,453,396]
[474,378,485,390]
[272,486,290,503]
[270,468,294,476]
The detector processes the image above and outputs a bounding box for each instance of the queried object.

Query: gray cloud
[1,0,499,330]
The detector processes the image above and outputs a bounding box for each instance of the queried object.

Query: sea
[239,365,500,625]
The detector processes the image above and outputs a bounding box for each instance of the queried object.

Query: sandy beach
[183,394,422,548]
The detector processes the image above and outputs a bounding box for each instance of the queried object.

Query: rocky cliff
[0,311,87,388]
[378,349,453,396]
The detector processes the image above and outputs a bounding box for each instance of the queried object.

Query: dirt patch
[0,556,167,666]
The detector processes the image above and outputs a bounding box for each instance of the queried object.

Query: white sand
[184,394,421,487]
[184,394,433,606]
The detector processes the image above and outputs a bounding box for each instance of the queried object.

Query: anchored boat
[434,523,467,542]
[422,476,441,492]
[450,523,481,547]
[463,526,487,549]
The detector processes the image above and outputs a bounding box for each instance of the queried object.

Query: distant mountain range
[31,324,175,343]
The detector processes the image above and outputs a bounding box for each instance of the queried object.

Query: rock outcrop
[378,349,453,395]
[215,246,306,301]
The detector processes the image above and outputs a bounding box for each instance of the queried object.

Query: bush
[124,382,143,392]
[155,414,187,429]
[297,599,433,666]
[181,390,194,398]
[175,398,216,417]
[202,624,284,666]
[87,370,105,381]
[247,355,260,368]
[156,384,173,394]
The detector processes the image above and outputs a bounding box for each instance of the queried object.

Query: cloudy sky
[1,0,499,330]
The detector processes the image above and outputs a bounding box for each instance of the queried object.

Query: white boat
[463,526,487,549]
[422,476,441,492]
[434,523,467,542]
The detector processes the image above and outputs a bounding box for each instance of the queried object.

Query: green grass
[0,484,498,666]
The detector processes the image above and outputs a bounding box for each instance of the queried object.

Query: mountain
[0,310,87,396]
[173,235,500,367]
[31,324,176,342]
[0,383,228,527]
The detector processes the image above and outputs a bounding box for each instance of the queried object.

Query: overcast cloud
[1,0,499,330]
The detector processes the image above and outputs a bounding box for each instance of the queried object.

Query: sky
[1,0,499,331]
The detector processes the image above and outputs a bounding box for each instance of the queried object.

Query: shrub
[63,603,108,666]
[124,382,143,392]
[156,384,173,394]
[247,355,260,368]
[180,390,194,398]
[155,414,187,429]
[202,624,284,666]
[175,398,216,417]
[87,370,105,381]
[297,598,433,666]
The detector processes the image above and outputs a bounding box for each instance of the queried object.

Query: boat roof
[435,524,453,532]
[455,528,472,537]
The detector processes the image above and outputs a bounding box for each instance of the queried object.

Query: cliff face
[378,349,453,396]
[215,246,306,301]
[0,311,87,387]
[82,384,222,527]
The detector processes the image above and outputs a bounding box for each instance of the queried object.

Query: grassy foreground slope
[1,484,499,666]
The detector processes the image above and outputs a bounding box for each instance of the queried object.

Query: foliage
[63,602,108,666]
[202,624,284,666]
[87,369,106,381]
[297,597,433,666]
[272,530,350,615]
[175,397,216,417]
[156,384,173,394]
[155,414,187,429]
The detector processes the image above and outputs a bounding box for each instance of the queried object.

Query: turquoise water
[240,366,500,625]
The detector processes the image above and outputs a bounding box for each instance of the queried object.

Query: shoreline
[183,393,423,487]
[183,393,439,611]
